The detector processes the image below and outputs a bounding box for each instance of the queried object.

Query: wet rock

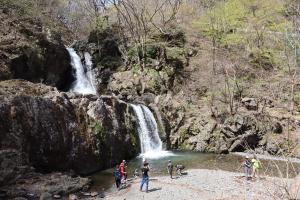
[83,192,91,196]
[2,173,90,199]
[69,194,78,200]
[53,194,61,199]
[142,93,156,105]
[13,198,28,200]
[90,192,98,197]
[40,192,52,200]
[0,149,33,186]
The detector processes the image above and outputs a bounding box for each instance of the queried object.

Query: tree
[110,0,182,71]
[284,0,300,114]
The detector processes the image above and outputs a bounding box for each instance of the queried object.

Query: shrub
[249,48,275,70]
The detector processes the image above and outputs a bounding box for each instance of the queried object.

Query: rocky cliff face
[0,4,74,90]
[0,80,139,187]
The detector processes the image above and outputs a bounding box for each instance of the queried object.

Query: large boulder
[1,172,90,199]
[220,114,266,152]
[0,80,139,186]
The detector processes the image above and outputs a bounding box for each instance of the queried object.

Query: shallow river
[90,151,300,192]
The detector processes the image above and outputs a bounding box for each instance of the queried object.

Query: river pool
[90,151,300,192]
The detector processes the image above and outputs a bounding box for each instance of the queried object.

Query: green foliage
[221,33,245,48]
[249,48,275,70]
[127,46,138,62]
[90,26,123,70]
[145,43,165,59]
[131,63,141,75]
[165,47,186,69]
[145,68,163,92]
[94,122,104,134]
[196,0,287,47]
[88,26,120,44]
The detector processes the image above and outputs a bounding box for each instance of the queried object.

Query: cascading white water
[131,104,172,159]
[84,52,97,93]
[67,48,97,95]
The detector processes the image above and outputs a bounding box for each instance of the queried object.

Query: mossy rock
[165,47,187,69]
[145,43,165,59]
[144,68,164,93]
[96,55,122,70]
[89,26,123,70]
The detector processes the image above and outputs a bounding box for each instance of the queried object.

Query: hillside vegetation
[1,0,300,156]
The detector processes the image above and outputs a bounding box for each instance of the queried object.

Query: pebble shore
[100,169,293,200]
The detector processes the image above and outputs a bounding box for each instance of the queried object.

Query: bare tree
[110,0,182,71]
[284,0,300,114]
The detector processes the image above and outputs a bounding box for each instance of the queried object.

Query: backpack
[115,169,121,179]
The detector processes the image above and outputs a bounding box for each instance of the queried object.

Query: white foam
[139,150,175,159]
[67,48,97,95]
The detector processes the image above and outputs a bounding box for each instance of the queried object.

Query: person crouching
[176,164,185,175]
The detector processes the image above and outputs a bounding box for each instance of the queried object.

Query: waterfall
[67,48,97,95]
[84,52,97,93]
[131,104,172,159]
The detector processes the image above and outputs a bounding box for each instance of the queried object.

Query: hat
[245,155,249,159]
[168,160,171,162]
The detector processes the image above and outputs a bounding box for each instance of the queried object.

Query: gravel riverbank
[99,169,294,200]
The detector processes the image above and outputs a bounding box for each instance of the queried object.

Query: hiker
[167,160,173,178]
[140,160,150,193]
[251,155,262,179]
[119,160,127,181]
[176,164,185,175]
[114,164,121,190]
[242,155,252,180]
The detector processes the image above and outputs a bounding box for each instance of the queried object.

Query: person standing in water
[114,164,121,190]
[140,160,150,193]
[251,155,262,179]
[242,155,252,180]
[167,160,173,179]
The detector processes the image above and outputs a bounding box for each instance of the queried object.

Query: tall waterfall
[67,48,97,95]
[131,104,172,159]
